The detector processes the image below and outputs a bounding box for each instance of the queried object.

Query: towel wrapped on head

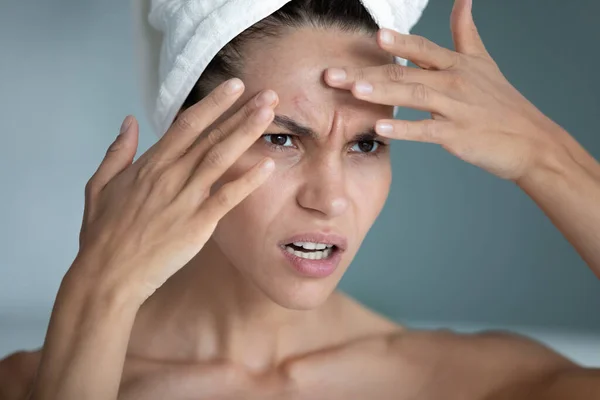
[132,0,429,138]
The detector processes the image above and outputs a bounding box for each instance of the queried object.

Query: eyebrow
[272,114,385,142]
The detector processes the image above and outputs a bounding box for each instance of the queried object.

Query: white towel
[132,0,429,138]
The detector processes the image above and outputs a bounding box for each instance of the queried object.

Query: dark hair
[180,0,379,110]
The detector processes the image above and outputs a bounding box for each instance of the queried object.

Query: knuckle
[396,34,410,49]
[414,35,429,52]
[106,139,124,154]
[135,160,159,182]
[412,83,429,103]
[106,135,126,155]
[448,72,467,90]
[207,126,227,146]
[354,68,365,82]
[450,53,462,69]
[422,121,437,141]
[214,187,233,209]
[204,147,225,168]
[151,169,177,193]
[174,111,196,132]
[385,64,406,82]
[85,178,100,197]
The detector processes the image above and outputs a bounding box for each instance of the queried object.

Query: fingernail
[327,68,347,82]
[255,90,277,107]
[380,29,395,45]
[260,158,275,171]
[376,122,394,135]
[354,81,373,95]
[120,115,133,135]
[225,78,244,94]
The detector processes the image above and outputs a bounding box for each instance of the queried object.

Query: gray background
[0,0,598,343]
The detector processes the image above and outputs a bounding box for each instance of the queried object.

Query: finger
[148,78,245,163]
[86,115,139,198]
[451,0,490,57]
[351,80,464,118]
[377,29,461,70]
[325,64,459,96]
[178,89,279,171]
[179,106,275,201]
[375,119,455,145]
[150,90,278,200]
[196,157,275,225]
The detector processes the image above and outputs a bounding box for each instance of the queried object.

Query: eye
[350,140,381,154]
[262,134,295,149]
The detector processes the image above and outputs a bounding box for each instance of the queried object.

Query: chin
[210,232,350,310]
[259,279,339,310]
[248,249,349,310]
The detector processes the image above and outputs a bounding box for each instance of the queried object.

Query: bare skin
[0,321,589,400]
[2,0,600,399]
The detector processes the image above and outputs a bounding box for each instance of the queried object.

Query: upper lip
[279,232,348,251]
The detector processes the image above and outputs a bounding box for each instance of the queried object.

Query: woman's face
[209,27,394,309]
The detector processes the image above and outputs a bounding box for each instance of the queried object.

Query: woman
[1,0,599,399]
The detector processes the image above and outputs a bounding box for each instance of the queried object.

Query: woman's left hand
[324,0,599,183]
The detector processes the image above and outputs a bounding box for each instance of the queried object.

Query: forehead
[237,27,393,126]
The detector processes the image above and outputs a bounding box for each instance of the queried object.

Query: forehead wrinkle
[292,92,331,129]
[273,112,384,143]
[283,92,335,139]
[273,115,318,139]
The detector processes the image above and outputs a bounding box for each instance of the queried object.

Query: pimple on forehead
[289,93,315,117]
[291,93,310,109]
[288,93,332,130]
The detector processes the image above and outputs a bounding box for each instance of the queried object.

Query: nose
[296,159,349,218]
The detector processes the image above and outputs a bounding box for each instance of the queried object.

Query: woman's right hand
[28,78,279,400]
[72,78,279,306]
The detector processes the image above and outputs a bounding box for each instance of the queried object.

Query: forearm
[30,261,140,400]
[517,138,600,277]
[491,368,600,400]
[533,369,600,399]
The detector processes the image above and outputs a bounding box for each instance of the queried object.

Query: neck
[129,238,357,372]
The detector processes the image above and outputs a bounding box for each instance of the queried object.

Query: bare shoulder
[388,328,576,370]
[385,328,579,396]
[0,349,41,400]
[281,328,577,399]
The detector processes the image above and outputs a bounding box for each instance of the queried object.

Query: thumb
[451,0,489,57]
[87,115,139,196]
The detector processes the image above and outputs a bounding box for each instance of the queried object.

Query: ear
[450,0,490,57]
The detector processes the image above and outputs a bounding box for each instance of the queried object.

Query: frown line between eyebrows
[272,114,384,142]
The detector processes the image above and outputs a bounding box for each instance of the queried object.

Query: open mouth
[282,243,339,260]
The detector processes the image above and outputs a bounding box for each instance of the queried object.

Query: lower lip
[279,246,343,278]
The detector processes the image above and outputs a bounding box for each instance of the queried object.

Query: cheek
[348,159,392,223]
[210,158,292,259]
[211,154,391,259]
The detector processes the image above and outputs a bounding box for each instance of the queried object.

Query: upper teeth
[292,242,334,250]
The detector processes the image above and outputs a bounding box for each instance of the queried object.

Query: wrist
[32,262,139,400]
[61,255,144,317]
[522,122,600,186]
[517,141,576,192]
